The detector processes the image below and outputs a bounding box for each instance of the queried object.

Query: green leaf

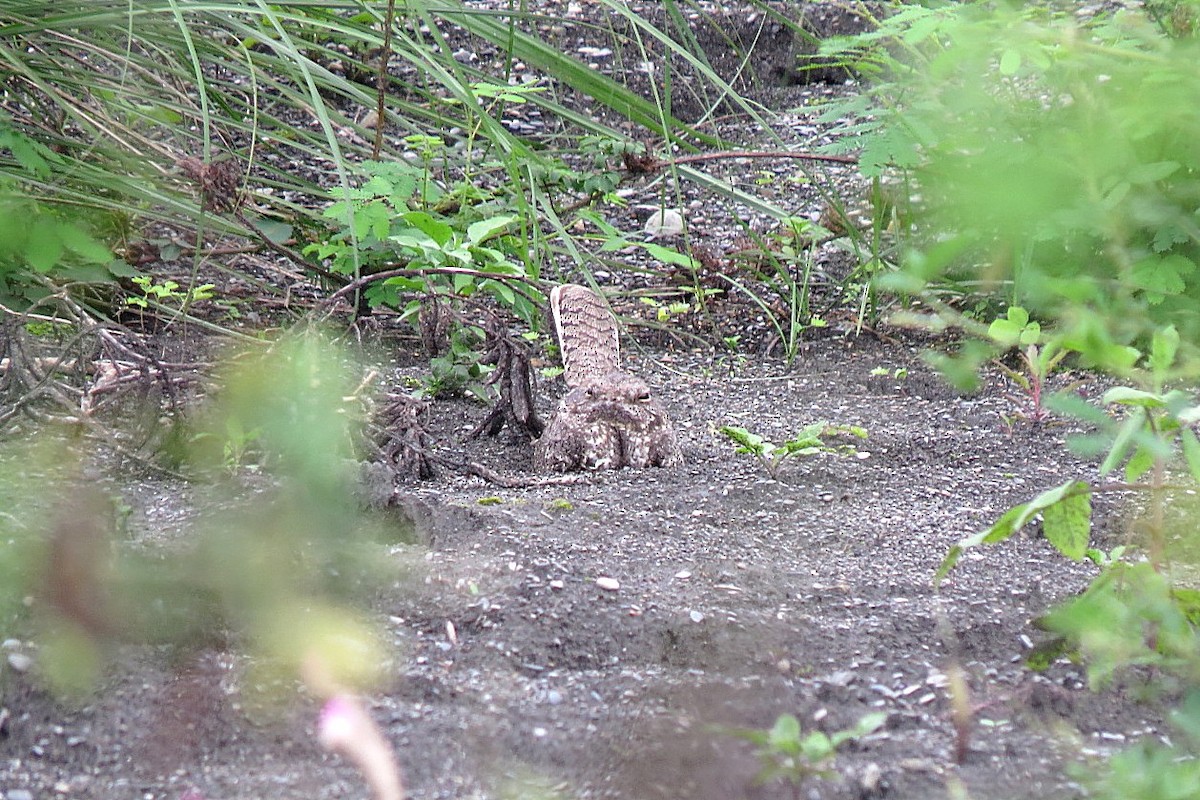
[1127,160,1181,184]
[719,426,768,456]
[466,215,516,246]
[2,129,52,178]
[767,714,802,755]
[483,279,515,306]
[1018,322,1041,347]
[1130,254,1194,302]
[937,481,1090,581]
[640,242,698,268]
[255,218,294,245]
[402,212,454,247]
[1102,387,1167,408]
[988,317,1022,347]
[1149,325,1180,382]
[799,731,835,762]
[1099,410,1145,476]
[25,218,65,272]
[57,223,111,264]
[1041,486,1091,560]
[1180,429,1200,482]
[1124,444,1156,483]
[998,49,1021,75]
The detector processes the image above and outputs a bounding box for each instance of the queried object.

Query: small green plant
[639,295,692,323]
[937,328,1200,578]
[719,422,867,479]
[191,416,262,475]
[303,159,542,404]
[421,325,493,402]
[987,306,1076,427]
[0,173,121,309]
[733,712,886,792]
[126,275,215,310]
[869,366,908,379]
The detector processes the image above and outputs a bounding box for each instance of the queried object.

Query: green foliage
[0,172,121,308]
[303,158,541,320]
[424,324,492,401]
[985,306,1075,426]
[733,711,886,789]
[843,0,1200,355]
[719,422,867,479]
[1038,562,1200,689]
[126,275,215,310]
[937,318,1200,793]
[1,333,402,698]
[937,480,1093,582]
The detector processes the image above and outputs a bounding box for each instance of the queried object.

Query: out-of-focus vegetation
[0,332,400,700]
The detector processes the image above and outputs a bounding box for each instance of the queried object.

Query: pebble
[596,577,620,591]
[8,791,34,800]
[7,652,32,672]
[643,209,684,238]
[860,762,883,792]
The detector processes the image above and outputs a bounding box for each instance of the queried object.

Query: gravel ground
[0,334,1164,800]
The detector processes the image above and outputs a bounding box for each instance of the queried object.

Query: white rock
[7,652,32,672]
[643,209,684,239]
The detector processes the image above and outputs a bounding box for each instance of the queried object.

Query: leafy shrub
[836,1,1200,358]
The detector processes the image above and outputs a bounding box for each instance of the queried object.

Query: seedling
[987,306,1074,426]
[126,275,215,310]
[732,711,886,791]
[638,295,692,323]
[718,422,867,479]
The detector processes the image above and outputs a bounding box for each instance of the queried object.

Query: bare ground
[0,331,1165,800]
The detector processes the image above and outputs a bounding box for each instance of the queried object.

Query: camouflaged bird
[533,284,679,471]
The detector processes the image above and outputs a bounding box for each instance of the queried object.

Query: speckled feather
[550,284,621,388]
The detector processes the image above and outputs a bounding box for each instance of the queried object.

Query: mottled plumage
[534,285,679,472]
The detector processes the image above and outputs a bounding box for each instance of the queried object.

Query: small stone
[549,580,564,590]
[7,652,32,672]
[689,610,704,623]
[8,790,34,800]
[643,209,684,239]
[826,670,855,687]
[674,570,692,580]
[596,577,620,591]
[546,690,562,705]
[859,762,883,792]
